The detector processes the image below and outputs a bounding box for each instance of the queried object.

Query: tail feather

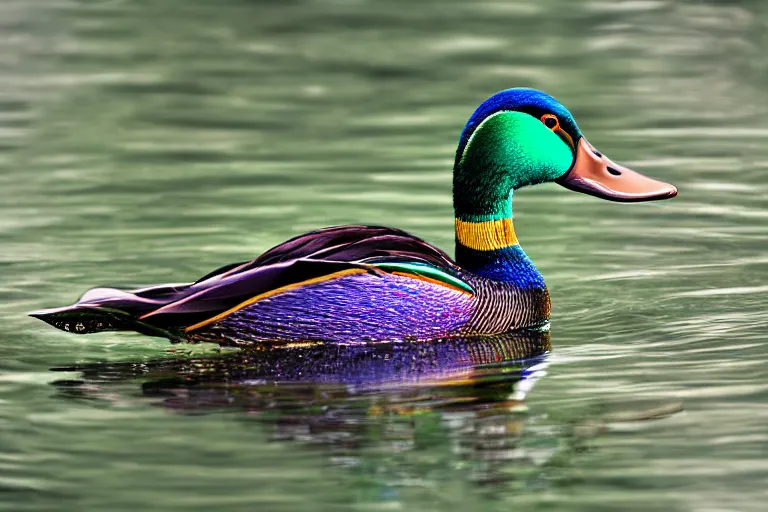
[30,304,138,334]
[29,285,192,341]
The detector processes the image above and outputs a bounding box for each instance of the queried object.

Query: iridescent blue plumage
[455,244,545,291]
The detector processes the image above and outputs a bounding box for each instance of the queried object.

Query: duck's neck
[453,195,545,290]
[451,110,571,290]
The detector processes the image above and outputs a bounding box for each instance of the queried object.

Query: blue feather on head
[455,88,583,167]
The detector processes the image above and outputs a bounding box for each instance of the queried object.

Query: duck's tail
[29,284,191,342]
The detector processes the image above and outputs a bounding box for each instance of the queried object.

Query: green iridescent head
[453,88,677,221]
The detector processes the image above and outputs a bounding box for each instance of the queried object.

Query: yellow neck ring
[455,218,519,251]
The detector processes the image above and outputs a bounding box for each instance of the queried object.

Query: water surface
[1,1,767,510]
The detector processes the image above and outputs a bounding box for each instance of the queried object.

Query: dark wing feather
[192,261,249,284]
[202,226,457,283]
[253,226,411,265]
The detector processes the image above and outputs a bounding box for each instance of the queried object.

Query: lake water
[1,1,767,510]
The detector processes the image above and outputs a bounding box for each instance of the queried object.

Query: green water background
[1,1,767,510]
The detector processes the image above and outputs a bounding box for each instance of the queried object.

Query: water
[1,0,767,510]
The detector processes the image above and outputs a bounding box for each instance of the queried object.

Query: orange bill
[556,138,677,202]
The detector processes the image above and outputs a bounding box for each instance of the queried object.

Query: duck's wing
[193,225,457,283]
[32,226,470,337]
[139,225,469,328]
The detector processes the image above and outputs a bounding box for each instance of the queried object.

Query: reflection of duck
[32,88,676,345]
[53,331,553,487]
[54,330,551,394]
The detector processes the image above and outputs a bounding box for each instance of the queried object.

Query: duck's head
[453,88,677,220]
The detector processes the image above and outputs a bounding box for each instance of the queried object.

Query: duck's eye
[541,113,575,150]
[541,114,559,130]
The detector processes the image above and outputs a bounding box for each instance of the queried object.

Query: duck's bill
[556,138,677,202]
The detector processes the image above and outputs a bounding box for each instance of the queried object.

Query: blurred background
[1,0,767,510]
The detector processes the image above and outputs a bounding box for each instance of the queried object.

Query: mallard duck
[31,88,677,345]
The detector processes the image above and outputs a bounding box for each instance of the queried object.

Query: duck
[30,88,677,346]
